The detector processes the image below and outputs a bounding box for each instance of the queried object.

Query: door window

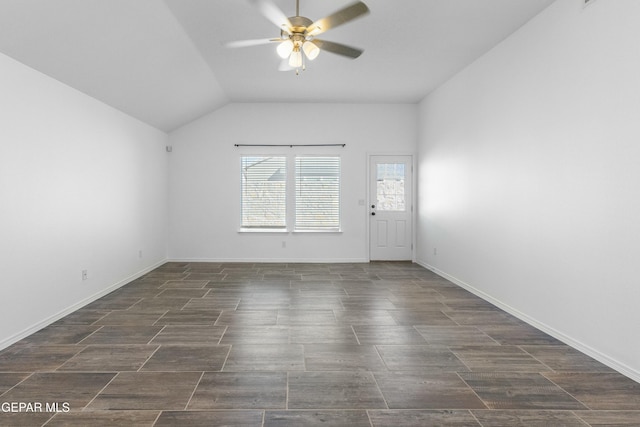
[376,163,405,211]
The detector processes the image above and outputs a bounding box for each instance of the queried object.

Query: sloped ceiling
[0,0,555,132]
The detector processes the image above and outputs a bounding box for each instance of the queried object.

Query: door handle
[371,212,376,216]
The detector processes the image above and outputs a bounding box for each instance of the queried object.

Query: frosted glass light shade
[289,50,303,67]
[277,40,294,58]
[302,41,320,60]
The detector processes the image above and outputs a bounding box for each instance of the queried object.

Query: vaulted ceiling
[0,0,555,132]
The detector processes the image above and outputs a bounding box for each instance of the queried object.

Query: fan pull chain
[295,49,306,76]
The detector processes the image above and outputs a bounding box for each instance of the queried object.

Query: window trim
[239,154,342,233]
[240,155,287,231]
[294,155,341,232]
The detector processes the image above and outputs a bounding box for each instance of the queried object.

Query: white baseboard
[416,260,640,384]
[168,257,370,264]
[0,259,167,351]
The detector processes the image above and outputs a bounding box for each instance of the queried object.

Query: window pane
[241,156,286,229]
[376,163,405,211]
[295,156,340,231]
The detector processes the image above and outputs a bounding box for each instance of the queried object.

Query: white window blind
[295,156,341,231]
[241,156,286,229]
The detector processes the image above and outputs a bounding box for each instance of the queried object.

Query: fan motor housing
[288,15,313,34]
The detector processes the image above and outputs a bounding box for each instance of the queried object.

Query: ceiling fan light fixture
[276,39,294,58]
[302,41,320,60]
[288,49,303,67]
[227,0,370,73]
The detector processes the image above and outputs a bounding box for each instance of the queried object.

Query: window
[241,156,286,229]
[295,156,340,231]
[240,155,341,232]
[376,163,406,211]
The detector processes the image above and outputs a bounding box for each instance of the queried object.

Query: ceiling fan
[226,0,370,74]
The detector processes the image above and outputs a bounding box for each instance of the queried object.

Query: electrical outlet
[82,270,88,280]
[282,241,286,248]
[433,248,437,256]
[138,250,143,258]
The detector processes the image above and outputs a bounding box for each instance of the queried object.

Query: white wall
[168,103,417,262]
[417,0,640,380]
[0,52,169,347]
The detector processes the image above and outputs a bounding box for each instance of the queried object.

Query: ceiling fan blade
[278,58,294,71]
[306,1,369,36]
[225,38,281,48]
[247,0,292,34]
[312,39,363,59]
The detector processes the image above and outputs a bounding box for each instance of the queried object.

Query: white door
[369,155,413,261]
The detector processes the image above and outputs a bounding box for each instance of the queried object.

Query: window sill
[238,228,288,233]
[238,229,343,234]
[292,229,342,234]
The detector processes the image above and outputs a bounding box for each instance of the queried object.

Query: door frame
[366,153,416,262]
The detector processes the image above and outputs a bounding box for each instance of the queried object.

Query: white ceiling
[0,0,555,132]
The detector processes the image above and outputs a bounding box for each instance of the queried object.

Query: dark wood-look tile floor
[1,262,639,426]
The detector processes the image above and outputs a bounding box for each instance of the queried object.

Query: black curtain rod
[234,144,345,148]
